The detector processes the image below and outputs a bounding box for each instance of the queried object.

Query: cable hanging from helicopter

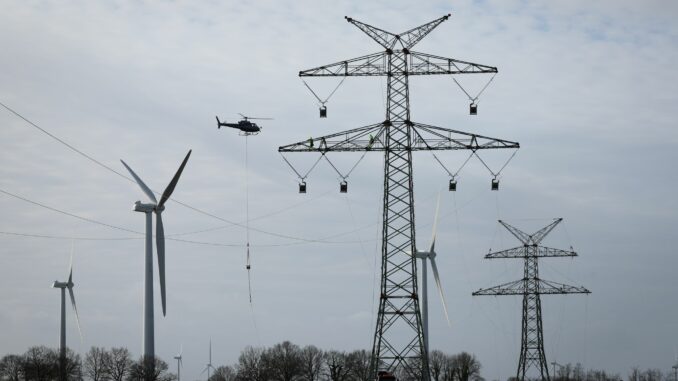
[244,132,253,303]
[451,73,497,115]
[302,77,347,118]
[216,112,272,304]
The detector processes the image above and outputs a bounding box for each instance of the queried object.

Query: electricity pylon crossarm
[473,278,590,296]
[298,52,497,77]
[281,14,518,380]
[472,219,590,381]
[484,246,578,259]
[278,122,518,153]
[344,14,450,49]
[498,218,562,245]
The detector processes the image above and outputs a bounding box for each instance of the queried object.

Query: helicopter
[216,113,272,135]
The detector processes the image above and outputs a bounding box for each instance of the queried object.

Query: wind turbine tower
[174,346,183,381]
[201,339,216,381]
[52,254,81,381]
[414,194,450,354]
[121,150,192,369]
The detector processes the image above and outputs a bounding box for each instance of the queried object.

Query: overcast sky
[1,1,677,380]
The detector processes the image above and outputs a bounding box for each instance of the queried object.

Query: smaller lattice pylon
[472,218,590,381]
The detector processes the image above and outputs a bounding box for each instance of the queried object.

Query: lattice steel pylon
[472,219,591,381]
[279,15,519,380]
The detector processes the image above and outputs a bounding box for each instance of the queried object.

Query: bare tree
[429,350,446,381]
[573,363,585,381]
[345,350,370,381]
[265,341,302,381]
[0,354,23,381]
[323,351,348,381]
[640,369,663,381]
[104,348,132,381]
[22,346,58,381]
[236,347,267,381]
[209,366,237,381]
[84,347,109,381]
[64,349,83,381]
[452,352,482,381]
[629,367,642,381]
[299,345,324,381]
[126,357,173,381]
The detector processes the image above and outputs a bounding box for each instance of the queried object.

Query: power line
[0,100,359,245]
[2,100,470,247]
[0,101,131,182]
[0,188,142,235]
[0,231,139,241]
[0,187,370,248]
[164,190,333,237]
[0,228,371,248]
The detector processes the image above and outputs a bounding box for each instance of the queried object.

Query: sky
[1,0,677,380]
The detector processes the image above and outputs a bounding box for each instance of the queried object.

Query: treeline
[2,344,668,381]
[428,351,482,381]
[205,342,481,381]
[0,342,481,381]
[547,362,621,381]
[510,363,671,381]
[0,346,173,381]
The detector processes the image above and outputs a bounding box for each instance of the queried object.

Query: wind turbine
[173,346,183,381]
[201,339,216,381]
[52,251,82,381]
[414,193,450,354]
[120,149,192,364]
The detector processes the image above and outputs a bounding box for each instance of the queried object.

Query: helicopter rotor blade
[238,113,272,121]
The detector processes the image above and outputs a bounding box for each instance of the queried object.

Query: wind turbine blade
[200,367,208,375]
[430,257,451,326]
[158,150,192,208]
[156,211,166,316]
[68,239,74,283]
[68,286,83,341]
[430,192,441,253]
[180,344,183,356]
[68,250,74,285]
[209,338,212,363]
[120,160,158,204]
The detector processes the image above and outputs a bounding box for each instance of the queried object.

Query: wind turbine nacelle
[133,201,156,212]
[52,281,67,288]
[414,250,434,259]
